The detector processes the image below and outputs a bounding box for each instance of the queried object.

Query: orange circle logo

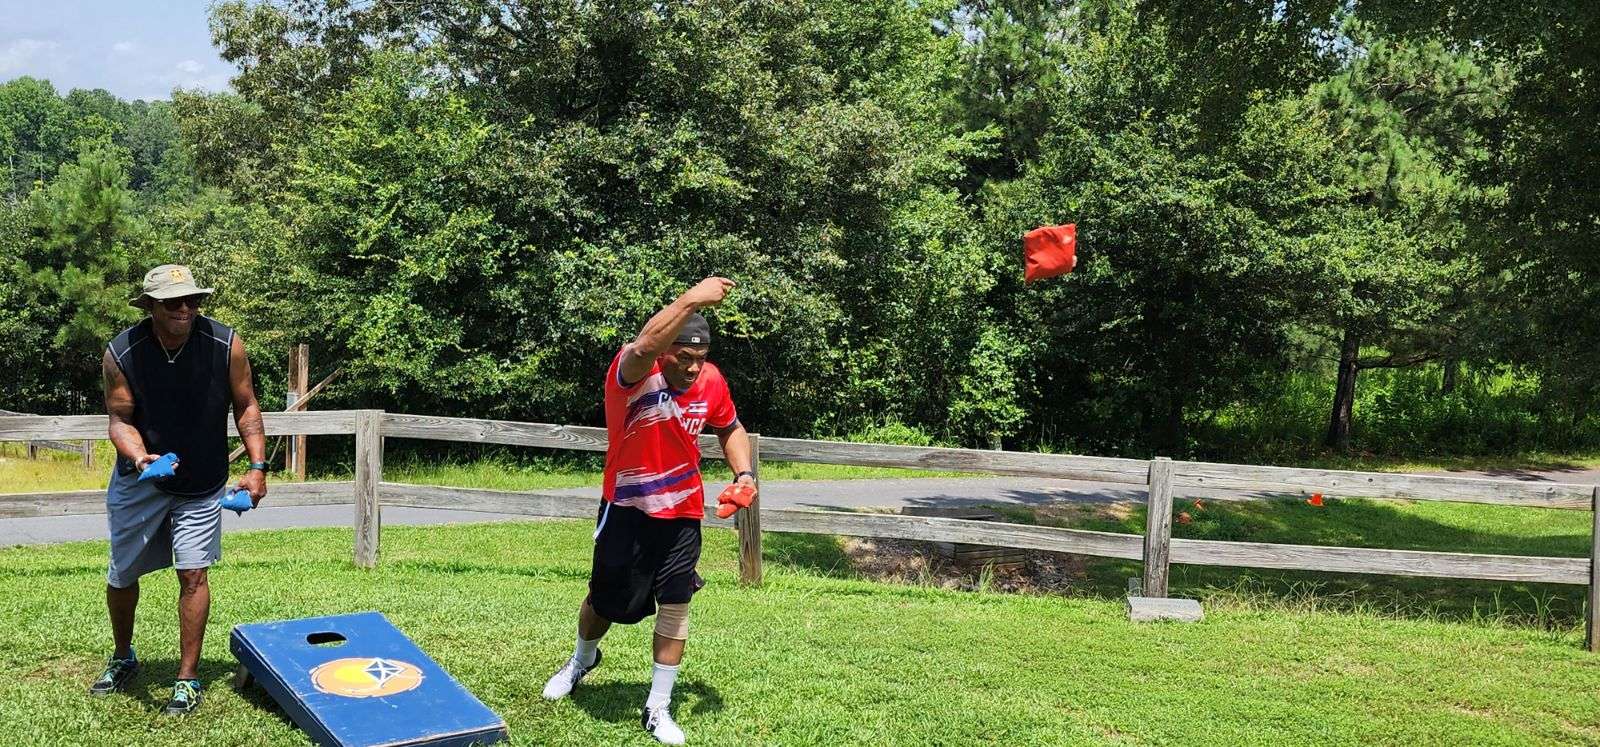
[309,657,424,698]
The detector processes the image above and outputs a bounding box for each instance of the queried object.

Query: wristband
[248,462,269,472]
[735,470,755,481]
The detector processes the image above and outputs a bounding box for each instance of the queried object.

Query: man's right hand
[134,453,162,471]
[683,277,736,308]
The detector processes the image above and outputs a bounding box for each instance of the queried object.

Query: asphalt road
[4,465,1594,546]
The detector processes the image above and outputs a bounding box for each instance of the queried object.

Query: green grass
[378,456,965,491]
[0,441,118,493]
[0,441,961,494]
[3,522,1599,746]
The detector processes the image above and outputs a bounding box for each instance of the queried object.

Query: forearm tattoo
[238,412,266,440]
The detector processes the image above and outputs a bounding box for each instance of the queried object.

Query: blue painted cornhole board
[230,611,508,747]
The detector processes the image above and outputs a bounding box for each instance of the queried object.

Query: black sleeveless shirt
[107,316,235,498]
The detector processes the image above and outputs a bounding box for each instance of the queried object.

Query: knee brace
[654,603,690,640]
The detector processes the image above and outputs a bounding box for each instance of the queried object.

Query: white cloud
[111,41,136,54]
[175,59,204,74]
[176,71,230,92]
[139,65,232,99]
[0,39,62,75]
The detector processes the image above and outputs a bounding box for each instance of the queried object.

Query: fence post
[736,432,763,586]
[26,442,37,460]
[287,344,309,481]
[81,440,93,469]
[1141,457,1175,598]
[353,410,383,569]
[1588,486,1599,653]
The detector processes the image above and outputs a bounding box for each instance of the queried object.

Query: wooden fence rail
[0,409,93,467]
[2,409,1596,651]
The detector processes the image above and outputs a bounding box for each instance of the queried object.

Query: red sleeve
[707,365,739,430]
[608,345,648,396]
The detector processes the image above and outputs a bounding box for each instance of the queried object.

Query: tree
[986,12,1333,453]
[1306,22,1509,448]
[182,0,1021,444]
[123,101,183,195]
[946,0,1077,183]
[0,77,73,199]
[0,202,56,409]
[23,144,143,404]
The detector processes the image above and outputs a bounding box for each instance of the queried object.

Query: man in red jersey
[542,276,757,745]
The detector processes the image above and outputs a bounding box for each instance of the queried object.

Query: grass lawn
[2,521,1599,746]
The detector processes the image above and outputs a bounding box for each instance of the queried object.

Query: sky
[0,0,233,101]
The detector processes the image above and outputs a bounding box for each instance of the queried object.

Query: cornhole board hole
[230,611,508,747]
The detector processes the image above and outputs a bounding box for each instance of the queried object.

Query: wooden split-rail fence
[2,409,1596,651]
[0,409,93,467]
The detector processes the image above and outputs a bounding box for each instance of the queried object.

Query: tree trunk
[1441,358,1459,394]
[1325,329,1361,450]
[1155,392,1185,454]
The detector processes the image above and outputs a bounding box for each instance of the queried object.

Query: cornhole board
[230,611,508,747]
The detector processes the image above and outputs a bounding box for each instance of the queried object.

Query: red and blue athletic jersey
[602,346,738,520]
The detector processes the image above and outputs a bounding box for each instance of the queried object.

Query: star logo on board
[310,657,425,697]
[365,658,405,685]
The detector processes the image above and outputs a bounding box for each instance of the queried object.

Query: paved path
[3,467,1595,547]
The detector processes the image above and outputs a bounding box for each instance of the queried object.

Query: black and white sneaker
[642,704,686,745]
[89,652,140,696]
[541,648,601,700]
[162,679,203,716]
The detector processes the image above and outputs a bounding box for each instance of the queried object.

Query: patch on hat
[673,313,712,347]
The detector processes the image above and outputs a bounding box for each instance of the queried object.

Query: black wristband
[248,462,268,472]
[735,470,755,481]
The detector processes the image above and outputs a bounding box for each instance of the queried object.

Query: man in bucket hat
[89,264,269,715]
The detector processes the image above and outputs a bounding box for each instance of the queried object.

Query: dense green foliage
[0,0,1594,460]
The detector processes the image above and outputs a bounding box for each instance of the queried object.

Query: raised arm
[618,277,735,385]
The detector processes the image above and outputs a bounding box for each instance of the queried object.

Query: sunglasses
[157,296,204,311]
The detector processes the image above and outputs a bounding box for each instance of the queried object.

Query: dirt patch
[820,502,1144,596]
[838,536,1100,595]
[1026,501,1138,525]
[24,656,92,681]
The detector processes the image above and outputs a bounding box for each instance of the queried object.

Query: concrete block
[1127,596,1203,623]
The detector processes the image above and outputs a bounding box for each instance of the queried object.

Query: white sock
[573,635,599,667]
[646,662,679,709]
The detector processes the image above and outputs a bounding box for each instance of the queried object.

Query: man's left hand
[735,472,758,501]
[715,479,758,519]
[239,469,268,507]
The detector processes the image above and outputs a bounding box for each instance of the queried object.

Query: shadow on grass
[569,680,724,724]
[106,655,290,720]
[764,533,855,580]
